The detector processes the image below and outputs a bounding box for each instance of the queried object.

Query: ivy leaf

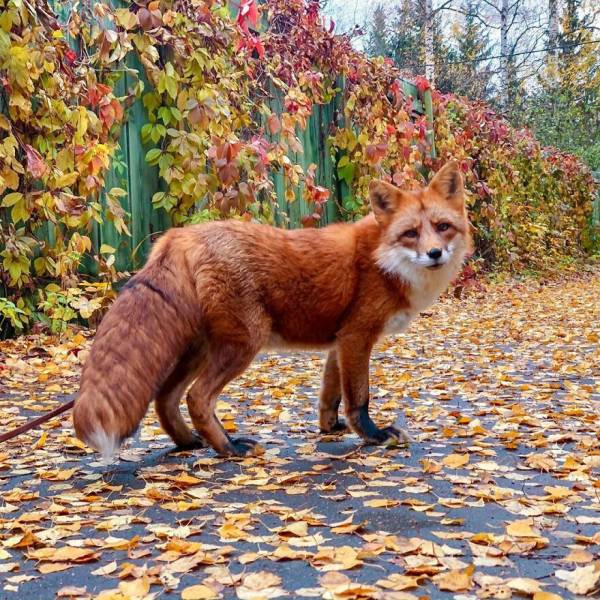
[267,113,281,135]
[146,149,162,165]
[25,145,47,179]
[1,192,23,207]
[114,8,138,30]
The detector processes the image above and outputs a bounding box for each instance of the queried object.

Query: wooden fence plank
[38,2,436,273]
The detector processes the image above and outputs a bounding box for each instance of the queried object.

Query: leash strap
[0,399,75,443]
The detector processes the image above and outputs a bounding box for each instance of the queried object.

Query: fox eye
[403,229,418,239]
[436,222,451,232]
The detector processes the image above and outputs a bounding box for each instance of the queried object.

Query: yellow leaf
[34,431,47,449]
[376,573,423,590]
[218,523,248,541]
[533,592,564,600]
[363,498,400,508]
[64,436,87,450]
[38,562,72,574]
[562,548,593,564]
[421,458,442,473]
[92,561,118,576]
[506,519,538,538]
[311,546,363,571]
[119,576,150,597]
[38,468,77,481]
[442,453,470,468]
[279,521,308,537]
[270,545,308,561]
[28,547,96,563]
[181,584,219,599]
[555,565,600,595]
[506,577,543,594]
[525,453,556,471]
[434,564,474,592]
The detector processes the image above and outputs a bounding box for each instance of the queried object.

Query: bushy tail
[73,234,198,463]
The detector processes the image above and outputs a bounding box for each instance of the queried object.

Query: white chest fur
[383,311,413,334]
[383,264,458,337]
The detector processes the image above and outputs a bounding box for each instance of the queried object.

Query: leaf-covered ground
[0,273,599,600]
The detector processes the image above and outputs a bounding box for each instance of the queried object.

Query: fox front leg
[338,338,407,445]
[319,349,349,434]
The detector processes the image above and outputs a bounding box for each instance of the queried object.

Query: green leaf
[140,123,153,143]
[1,192,23,207]
[337,163,356,187]
[34,257,46,275]
[146,148,162,165]
[158,106,172,125]
[99,244,116,254]
[11,198,30,224]
[165,77,178,101]
[108,187,127,198]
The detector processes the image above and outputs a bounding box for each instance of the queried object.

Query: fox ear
[369,179,403,224]
[428,161,464,205]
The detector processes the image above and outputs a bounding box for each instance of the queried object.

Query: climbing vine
[0,0,597,335]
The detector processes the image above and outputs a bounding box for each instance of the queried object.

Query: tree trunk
[548,0,559,52]
[424,0,436,85]
[499,0,510,111]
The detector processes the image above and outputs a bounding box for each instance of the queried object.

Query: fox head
[370,161,472,284]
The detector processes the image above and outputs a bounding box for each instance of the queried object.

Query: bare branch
[432,0,455,15]
[444,6,500,29]
[479,0,501,14]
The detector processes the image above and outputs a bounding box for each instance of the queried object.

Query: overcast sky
[322,0,371,34]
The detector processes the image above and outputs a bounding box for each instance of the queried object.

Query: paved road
[0,276,598,599]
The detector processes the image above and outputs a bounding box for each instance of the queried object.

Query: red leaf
[414,76,430,93]
[365,143,388,165]
[64,49,77,65]
[86,84,111,107]
[238,0,258,28]
[99,102,116,129]
[138,7,162,30]
[25,145,47,179]
[254,38,265,59]
[311,186,330,203]
[301,214,318,228]
[267,113,280,135]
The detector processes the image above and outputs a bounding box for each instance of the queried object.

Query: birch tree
[423,0,455,85]
[478,0,545,113]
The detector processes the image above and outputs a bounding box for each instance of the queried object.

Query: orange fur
[73,161,471,459]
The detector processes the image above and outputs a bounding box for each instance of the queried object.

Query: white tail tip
[87,430,120,465]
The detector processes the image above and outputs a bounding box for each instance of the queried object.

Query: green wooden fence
[592,172,600,235]
[46,1,436,273]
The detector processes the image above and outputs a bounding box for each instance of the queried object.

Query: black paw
[228,437,260,457]
[365,425,409,446]
[175,432,207,451]
[320,418,349,435]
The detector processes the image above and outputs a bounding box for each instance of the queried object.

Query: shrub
[0,0,597,335]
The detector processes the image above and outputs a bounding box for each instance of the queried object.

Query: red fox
[73,161,472,461]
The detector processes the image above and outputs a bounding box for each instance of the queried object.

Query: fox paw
[366,426,410,447]
[320,418,349,435]
[228,437,261,457]
[175,432,207,451]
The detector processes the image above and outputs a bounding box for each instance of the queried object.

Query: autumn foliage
[0,0,597,334]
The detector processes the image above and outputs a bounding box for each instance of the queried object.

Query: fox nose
[427,248,442,260]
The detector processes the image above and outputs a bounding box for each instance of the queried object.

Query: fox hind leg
[319,349,349,434]
[155,350,206,449]
[185,341,258,457]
